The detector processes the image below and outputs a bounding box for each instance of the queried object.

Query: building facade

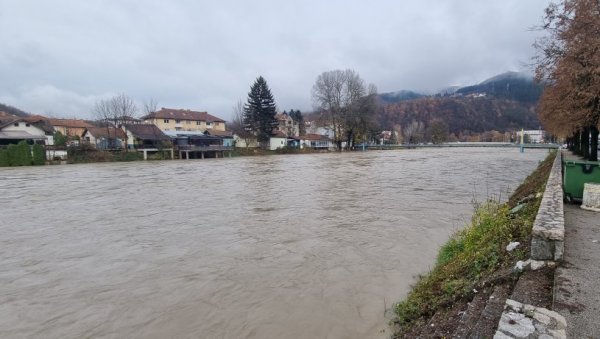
[143,108,226,132]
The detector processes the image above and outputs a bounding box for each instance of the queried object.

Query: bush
[32,144,46,165]
[5,141,32,166]
[54,131,67,147]
[16,141,32,166]
[0,149,9,167]
[67,144,112,163]
[113,151,143,161]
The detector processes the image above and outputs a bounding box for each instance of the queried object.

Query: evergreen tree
[243,76,277,146]
[289,109,306,136]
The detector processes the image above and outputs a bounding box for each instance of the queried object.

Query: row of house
[0,108,335,159]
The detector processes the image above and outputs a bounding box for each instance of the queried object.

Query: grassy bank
[392,151,555,337]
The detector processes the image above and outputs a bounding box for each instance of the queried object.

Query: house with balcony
[142,108,226,133]
[300,134,333,150]
[120,124,174,159]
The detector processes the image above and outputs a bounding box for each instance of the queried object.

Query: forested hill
[0,103,30,117]
[455,72,543,104]
[376,72,542,135]
[379,96,539,136]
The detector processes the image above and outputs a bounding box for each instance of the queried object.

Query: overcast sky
[0,0,550,120]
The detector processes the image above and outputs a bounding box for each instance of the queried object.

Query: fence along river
[0,148,548,338]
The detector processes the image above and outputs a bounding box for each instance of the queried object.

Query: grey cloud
[0,0,550,120]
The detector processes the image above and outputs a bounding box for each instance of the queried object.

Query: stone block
[531,237,554,260]
[581,183,600,212]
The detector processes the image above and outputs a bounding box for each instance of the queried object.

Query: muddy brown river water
[0,148,548,338]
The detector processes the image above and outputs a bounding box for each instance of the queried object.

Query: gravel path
[554,204,600,338]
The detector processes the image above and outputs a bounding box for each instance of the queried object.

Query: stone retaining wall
[531,152,564,261]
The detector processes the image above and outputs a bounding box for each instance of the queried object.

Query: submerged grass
[393,151,556,332]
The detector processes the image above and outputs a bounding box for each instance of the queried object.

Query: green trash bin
[563,160,600,202]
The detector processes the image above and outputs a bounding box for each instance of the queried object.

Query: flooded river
[0,148,548,338]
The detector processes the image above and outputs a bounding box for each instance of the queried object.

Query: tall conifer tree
[243,76,277,146]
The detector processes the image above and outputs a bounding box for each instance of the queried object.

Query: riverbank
[390,151,556,337]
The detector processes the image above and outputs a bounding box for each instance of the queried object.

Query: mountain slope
[455,72,543,104]
[0,103,31,117]
[376,72,542,136]
[378,96,539,135]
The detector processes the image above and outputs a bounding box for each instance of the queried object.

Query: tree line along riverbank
[390,151,555,337]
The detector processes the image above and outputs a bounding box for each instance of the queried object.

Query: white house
[269,130,288,150]
[522,130,545,143]
[0,116,54,145]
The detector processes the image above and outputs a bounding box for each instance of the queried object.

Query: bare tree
[93,93,138,150]
[312,69,377,150]
[142,97,158,117]
[141,97,163,148]
[93,98,115,149]
[110,94,137,124]
[230,99,253,148]
[403,120,424,144]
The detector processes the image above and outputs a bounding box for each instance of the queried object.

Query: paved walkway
[554,204,600,338]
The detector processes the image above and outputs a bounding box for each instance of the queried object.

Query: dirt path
[554,204,600,338]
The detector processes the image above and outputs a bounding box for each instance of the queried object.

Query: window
[164,119,170,123]
[175,119,181,123]
[13,122,19,127]
[26,123,30,127]
[206,122,213,127]
[196,121,201,125]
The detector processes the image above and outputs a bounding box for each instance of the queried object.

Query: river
[0,148,548,338]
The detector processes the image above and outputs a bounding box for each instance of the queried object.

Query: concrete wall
[531,152,564,261]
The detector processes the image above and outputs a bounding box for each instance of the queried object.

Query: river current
[0,148,548,338]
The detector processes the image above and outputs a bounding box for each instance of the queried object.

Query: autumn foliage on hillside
[379,96,539,141]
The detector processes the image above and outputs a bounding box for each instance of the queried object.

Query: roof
[0,118,18,129]
[0,131,46,140]
[143,108,226,123]
[83,127,127,139]
[48,118,94,129]
[204,129,233,137]
[122,124,170,141]
[275,113,291,121]
[271,130,287,138]
[27,117,55,134]
[0,116,55,134]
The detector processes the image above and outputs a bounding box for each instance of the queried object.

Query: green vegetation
[0,141,47,167]
[393,152,555,332]
[67,145,143,163]
[0,148,9,166]
[243,76,278,147]
[53,131,68,147]
[32,144,46,165]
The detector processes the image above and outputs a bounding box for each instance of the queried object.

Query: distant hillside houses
[0,104,337,157]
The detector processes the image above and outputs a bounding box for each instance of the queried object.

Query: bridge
[359,142,560,150]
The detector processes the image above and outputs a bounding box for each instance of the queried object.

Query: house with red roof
[142,108,226,133]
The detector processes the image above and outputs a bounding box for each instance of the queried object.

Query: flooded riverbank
[0,148,548,338]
